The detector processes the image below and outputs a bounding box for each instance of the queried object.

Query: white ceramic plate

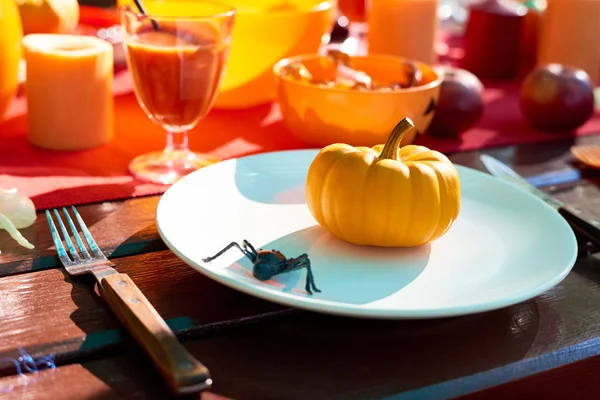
[156,150,578,319]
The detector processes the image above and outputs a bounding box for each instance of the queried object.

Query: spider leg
[242,240,259,260]
[281,254,321,295]
[202,242,254,263]
[302,256,321,294]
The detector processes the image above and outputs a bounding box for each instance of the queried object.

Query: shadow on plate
[226,225,431,305]
[233,151,313,205]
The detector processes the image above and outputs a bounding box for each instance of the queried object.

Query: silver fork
[46,206,211,395]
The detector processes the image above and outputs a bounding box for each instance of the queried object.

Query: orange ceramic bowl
[273,53,443,147]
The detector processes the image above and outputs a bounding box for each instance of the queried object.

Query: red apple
[520,64,595,132]
[427,66,485,138]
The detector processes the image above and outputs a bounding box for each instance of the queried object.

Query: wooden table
[2,137,600,400]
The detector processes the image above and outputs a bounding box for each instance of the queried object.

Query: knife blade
[480,154,600,248]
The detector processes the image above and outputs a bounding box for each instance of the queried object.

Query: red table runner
[2,20,600,211]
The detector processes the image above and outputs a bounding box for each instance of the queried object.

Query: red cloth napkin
[1,20,599,210]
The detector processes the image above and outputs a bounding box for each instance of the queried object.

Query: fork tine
[46,210,70,261]
[53,209,81,262]
[62,207,91,259]
[71,206,104,258]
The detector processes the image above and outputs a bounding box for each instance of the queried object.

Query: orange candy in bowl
[273,52,443,147]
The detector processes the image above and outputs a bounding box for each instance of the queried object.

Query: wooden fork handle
[99,273,211,395]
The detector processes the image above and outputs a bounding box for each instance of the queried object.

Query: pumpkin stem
[379,117,415,160]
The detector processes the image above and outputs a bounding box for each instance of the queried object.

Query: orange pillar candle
[537,0,600,85]
[22,34,114,150]
[368,0,440,65]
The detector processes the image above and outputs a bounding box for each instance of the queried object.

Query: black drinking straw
[133,0,160,31]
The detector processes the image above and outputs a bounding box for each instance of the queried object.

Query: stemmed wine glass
[120,1,236,185]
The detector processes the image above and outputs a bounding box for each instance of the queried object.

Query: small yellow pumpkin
[305,117,460,247]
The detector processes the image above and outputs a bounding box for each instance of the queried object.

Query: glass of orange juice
[120,1,235,185]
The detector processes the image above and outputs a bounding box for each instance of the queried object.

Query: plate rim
[156,149,578,320]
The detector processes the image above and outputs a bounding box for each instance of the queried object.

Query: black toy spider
[202,240,321,295]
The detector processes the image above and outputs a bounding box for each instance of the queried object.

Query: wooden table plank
[0,250,292,375]
[450,135,600,189]
[0,196,167,277]
[458,354,600,400]
[1,347,599,400]
[0,352,233,400]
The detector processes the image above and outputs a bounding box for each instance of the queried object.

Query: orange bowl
[273,53,443,147]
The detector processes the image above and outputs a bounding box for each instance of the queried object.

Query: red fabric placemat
[1,14,600,210]
[0,72,308,210]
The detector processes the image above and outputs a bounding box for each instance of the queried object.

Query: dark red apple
[520,64,595,132]
[427,66,485,138]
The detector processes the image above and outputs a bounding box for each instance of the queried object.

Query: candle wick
[133,0,160,31]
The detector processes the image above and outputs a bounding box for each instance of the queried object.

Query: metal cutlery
[480,154,600,249]
[46,206,211,395]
